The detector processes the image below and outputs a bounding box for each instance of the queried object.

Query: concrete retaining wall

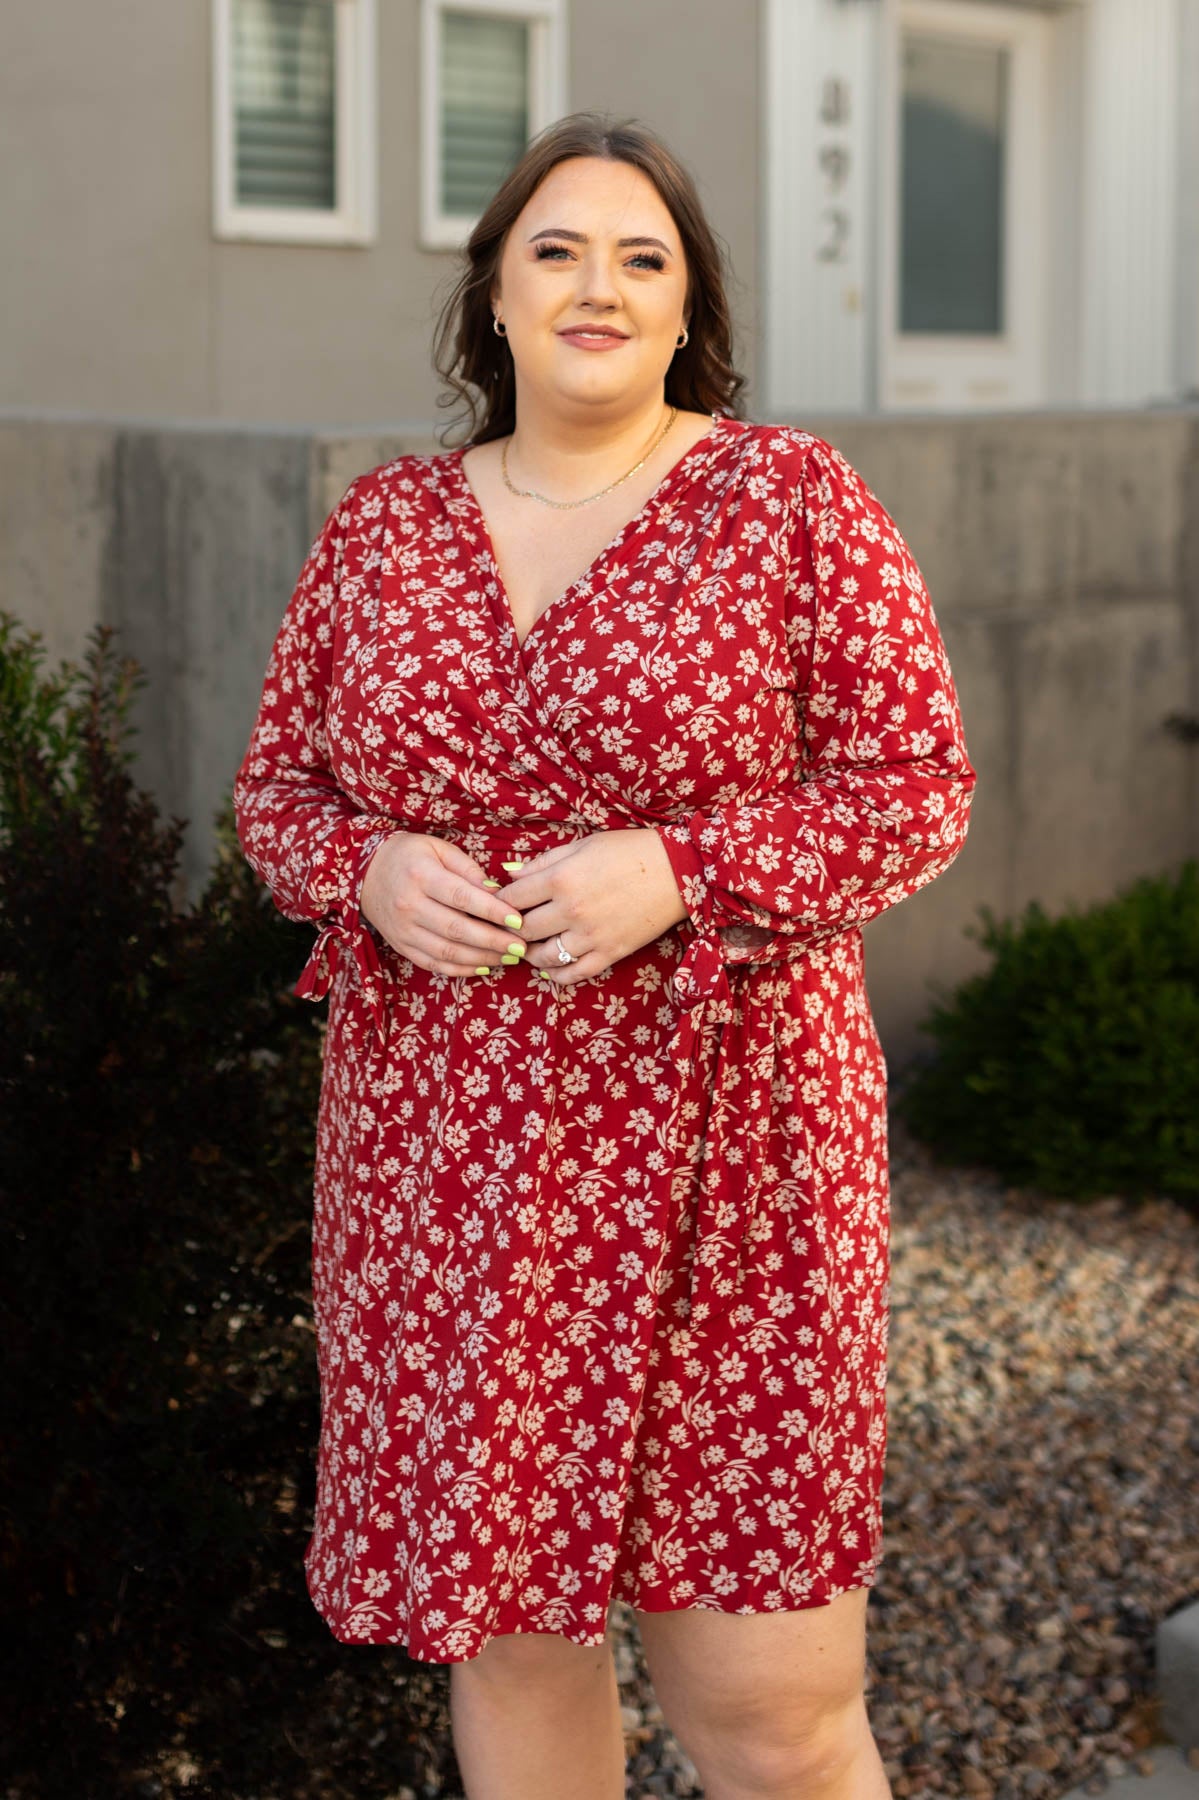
[3,406,1196,1070]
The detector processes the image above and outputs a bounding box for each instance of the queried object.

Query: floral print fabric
[233,415,976,1661]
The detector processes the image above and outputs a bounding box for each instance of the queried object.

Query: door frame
[877,0,1052,411]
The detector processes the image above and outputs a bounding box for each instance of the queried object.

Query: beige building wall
[0,2,762,431]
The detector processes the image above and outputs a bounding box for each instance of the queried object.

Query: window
[899,31,1008,334]
[213,0,377,244]
[420,0,567,249]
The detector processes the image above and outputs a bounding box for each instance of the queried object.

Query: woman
[233,111,975,1800]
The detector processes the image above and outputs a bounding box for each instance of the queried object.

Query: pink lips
[557,329,629,351]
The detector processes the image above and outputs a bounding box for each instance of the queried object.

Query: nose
[571,249,622,311]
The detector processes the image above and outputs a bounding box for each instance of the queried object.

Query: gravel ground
[605,1114,1199,1800]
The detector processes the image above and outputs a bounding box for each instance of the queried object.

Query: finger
[412,900,530,965]
[367,838,530,965]
[502,842,580,877]
[503,901,567,948]
[526,935,602,983]
[523,923,591,962]
[372,889,526,964]
[425,840,533,935]
[498,886,592,950]
[433,838,496,889]
[399,922,526,977]
[494,845,585,913]
[425,869,530,941]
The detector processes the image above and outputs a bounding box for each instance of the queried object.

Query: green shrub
[0,615,453,1798]
[898,861,1199,1208]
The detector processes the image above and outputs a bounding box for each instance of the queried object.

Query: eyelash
[533,241,667,272]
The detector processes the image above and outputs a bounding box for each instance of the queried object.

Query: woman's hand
[359,832,529,976]
[494,830,691,986]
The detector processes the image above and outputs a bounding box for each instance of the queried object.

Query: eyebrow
[527,227,674,254]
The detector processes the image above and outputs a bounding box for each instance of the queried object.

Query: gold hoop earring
[493,316,507,337]
[676,326,689,348]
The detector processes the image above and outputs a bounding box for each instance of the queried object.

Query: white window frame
[420,0,568,251]
[212,0,378,246]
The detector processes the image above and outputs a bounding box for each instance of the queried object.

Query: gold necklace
[500,406,679,509]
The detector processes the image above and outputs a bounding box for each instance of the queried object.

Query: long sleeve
[232,476,399,1032]
[656,437,976,1002]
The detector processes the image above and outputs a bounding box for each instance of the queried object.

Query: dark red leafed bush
[0,614,454,1798]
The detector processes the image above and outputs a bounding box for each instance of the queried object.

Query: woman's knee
[699,1693,873,1797]
[632,1590,872,1784]
[455,1629,615,1691]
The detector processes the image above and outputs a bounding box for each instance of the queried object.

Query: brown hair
[430,110,749,448]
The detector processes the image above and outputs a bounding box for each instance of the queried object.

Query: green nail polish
[500,860,525,874]
[537,969,553,980]
[505,941,525,956]
[501,954,521,966]
[474,965,490,975]
[503,912,523,930]
[482,877,501,889]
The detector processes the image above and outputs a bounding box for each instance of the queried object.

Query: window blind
[233,0,337,211]
[440,11,529,215]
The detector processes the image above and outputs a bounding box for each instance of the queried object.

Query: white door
[879,0,1051,411]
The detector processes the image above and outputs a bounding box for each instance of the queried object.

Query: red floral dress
[233,414,976,1662]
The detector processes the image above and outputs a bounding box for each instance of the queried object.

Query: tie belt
[663,931,779,1326]
[295,830,774,1327]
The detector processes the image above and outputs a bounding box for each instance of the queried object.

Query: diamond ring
[554,935,578,965]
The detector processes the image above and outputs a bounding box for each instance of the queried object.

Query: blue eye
[533,242,666,272]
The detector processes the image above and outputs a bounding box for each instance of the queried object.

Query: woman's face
[491,155,690,414]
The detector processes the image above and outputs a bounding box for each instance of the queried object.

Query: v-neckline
[449,411,731,659]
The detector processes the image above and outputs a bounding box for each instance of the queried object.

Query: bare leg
[449,1631,626,1800]
[635,1589,894,1800]
[663,1694,892,1799]
[686,1696,893,1800]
